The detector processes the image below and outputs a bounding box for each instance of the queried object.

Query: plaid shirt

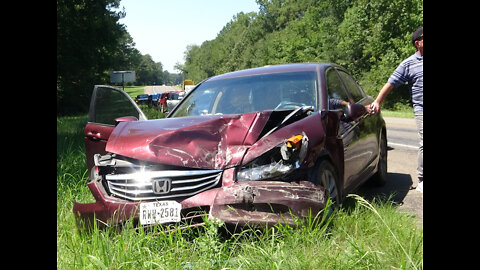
[388,52,423,113]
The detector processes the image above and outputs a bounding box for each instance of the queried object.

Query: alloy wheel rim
[321,170,337,202]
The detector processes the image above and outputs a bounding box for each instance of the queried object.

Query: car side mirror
[114,116,138,126]
[343,103,366,122]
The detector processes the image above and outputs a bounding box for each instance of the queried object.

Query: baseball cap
[411,27,423,45]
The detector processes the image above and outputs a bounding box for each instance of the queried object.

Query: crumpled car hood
[106,112,272,169]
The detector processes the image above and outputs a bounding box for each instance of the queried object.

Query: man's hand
[368,83,394,115]
[367,100,381,115]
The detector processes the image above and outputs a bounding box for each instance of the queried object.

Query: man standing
[368,27,423,193]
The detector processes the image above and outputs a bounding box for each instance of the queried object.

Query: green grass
[57,114,422,269]
[381,109,414,118]
[123,85,146,98]
[381,104,415,118]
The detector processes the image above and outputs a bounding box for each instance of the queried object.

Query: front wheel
[309,159,341,208]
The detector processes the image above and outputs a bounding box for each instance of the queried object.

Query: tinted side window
[326,68,350,110]
[338,70,365,102]
[91,86,141,125]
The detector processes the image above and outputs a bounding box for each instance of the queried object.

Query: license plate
[139,201,181,225]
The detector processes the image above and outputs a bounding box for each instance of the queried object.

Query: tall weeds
[57,115,422,269]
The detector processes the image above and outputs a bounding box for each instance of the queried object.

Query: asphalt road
[357,116,423,227]
[144,85,181,94]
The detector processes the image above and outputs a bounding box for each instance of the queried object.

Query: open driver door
[84,85,147,175]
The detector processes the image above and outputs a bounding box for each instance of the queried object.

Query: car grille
[105,169,222,201]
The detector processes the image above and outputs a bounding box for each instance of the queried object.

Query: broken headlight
[237,133,308,181]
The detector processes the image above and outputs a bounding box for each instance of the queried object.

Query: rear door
[84,85,147,173]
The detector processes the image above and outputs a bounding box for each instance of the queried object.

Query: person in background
[221,87,253,114]
[367,27,423,193]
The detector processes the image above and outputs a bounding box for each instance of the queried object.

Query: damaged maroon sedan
[74,63,387,229]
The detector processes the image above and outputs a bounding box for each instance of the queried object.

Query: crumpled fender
[241,112,327,168]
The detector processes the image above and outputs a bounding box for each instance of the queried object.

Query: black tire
[309,159,342,208]
[370,131,387,186]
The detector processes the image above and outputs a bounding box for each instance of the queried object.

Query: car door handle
[86,131,102,140]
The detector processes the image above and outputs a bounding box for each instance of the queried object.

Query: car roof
[206,63,331,82]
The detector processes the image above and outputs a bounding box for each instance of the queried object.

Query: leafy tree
[256,0,317,32]
[337,0,423,108]
[135,54,164,85]
[57,0,133,115]
[181,0,423,110]
[180,44,209,83]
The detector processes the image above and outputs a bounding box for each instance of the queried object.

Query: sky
[117,0,260,72]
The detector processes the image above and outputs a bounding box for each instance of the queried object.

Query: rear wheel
[370,132,387,186]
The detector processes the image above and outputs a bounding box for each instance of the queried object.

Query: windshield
[170,71,318,117]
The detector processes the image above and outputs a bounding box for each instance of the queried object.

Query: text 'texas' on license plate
[139,201,181,225]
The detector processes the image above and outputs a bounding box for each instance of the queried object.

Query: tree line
[177,0,422,110]
[57,0,422,116]
[57,0,181,115]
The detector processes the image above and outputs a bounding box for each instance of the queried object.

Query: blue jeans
[414,112,423,181]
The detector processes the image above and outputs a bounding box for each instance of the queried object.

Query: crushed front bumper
[209,181,326,226]
[73,178,326,229]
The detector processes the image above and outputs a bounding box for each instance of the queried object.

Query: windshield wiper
[262,105,314,139]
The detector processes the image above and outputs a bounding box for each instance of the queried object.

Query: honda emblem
[152,179,171,194]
